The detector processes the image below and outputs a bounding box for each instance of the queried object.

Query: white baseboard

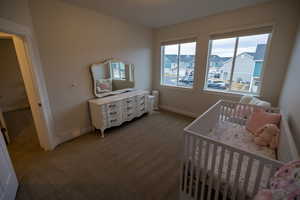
[159,105,198,118]
[53,126,94,147]
[2,104,30,112]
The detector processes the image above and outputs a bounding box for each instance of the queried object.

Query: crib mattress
[193,121,276,198]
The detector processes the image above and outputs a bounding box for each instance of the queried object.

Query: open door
[0,129,18,200]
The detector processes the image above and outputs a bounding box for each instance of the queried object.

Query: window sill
[202,88,260,97]
[159,84,194,92]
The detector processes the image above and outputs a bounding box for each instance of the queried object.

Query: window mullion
[161,46,165,85]
[205,40,213,89]
[228,37,239,91]
[118,64,121,79]
[176,44,180,86]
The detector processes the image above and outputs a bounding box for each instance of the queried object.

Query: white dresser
[89,90,150,137]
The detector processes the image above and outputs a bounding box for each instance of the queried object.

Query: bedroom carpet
[7,110,194,200]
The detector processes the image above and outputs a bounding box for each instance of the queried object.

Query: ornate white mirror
[91,59,135,98]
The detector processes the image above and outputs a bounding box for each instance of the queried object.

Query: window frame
[203,29,273,96]
[160,39,197,89]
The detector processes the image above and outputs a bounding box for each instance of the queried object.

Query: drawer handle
[109,111,117,115]
[127,107,133,110]
[108,104,116,108]
[110,119,117,123]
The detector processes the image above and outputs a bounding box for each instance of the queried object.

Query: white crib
[180,100,299,200]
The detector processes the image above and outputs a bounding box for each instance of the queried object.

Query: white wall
[0,39,29,112]
[28,0,153,142]
[0,0,34,28]
[153,0,300,117]
[279,20,300,151]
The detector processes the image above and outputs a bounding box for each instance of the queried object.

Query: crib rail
[180,132,283,200]
[185,100,279,135]
[181,100,284,200]
[218,100,279,125]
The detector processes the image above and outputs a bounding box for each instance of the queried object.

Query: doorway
[0,27,54,150]
[0,38,39,148]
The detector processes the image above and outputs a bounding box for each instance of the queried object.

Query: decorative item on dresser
[89,90,150,137]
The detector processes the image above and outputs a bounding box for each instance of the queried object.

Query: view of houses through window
[205,33,270,94]
[161,41,196,88]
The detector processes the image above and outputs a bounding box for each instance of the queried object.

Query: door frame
[0,18,55,150]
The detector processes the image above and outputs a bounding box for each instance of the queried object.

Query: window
[111,62,126,80]
[204,29,271,95]
[161,40,196,88]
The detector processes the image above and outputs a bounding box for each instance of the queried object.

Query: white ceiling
[62,0,272,28]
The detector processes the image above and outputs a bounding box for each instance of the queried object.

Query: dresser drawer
[136,103,146,116]
[125,97,135,106]
[125,111,135,121]
[137,95,146,106]
[107,117,122,127]
[106,101,121,112]
[107,110,120,119]
[137,95,146,102]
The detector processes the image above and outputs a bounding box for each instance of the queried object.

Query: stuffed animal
[253,124,280,149]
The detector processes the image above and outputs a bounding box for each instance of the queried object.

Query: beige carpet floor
[7,110,193,200]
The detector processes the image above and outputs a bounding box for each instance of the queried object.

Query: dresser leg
[100,129,105,138]
[94,128,101,137]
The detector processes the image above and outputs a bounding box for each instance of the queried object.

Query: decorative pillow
[246,108,281,135]
[95,79,112,94]
[238,96,271,119]
[240,95,254,104]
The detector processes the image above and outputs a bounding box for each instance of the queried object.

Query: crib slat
[200,141,210,200]
[252,161,264,197]
[264,164,277,190]
[238,105,244,124]
[270,165,277,177]
[220,105,224,121]
[180,134,187,191]
[188,137,196,197]
[223,104,227,121]
[224,104,228,121]
[207,143,218,200]
[222,150,234,200]
[233,104,238,123]
[185,135,193,193]
[241,156,254,200]
[218,105,222,120]
[214,146,225,200]
[182,134,190,193]
[194,139,203,200]
[231,153,243,200]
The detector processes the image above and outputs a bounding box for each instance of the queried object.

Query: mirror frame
[90,58,135,98]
